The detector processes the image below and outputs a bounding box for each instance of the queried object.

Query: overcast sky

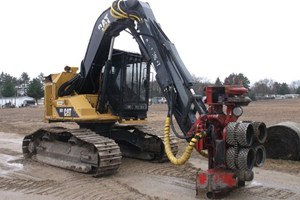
[0,0,299,85]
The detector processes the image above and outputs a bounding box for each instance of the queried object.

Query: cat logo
[98,13,111,32]
[63,108,72,117]
[56,107,79,118]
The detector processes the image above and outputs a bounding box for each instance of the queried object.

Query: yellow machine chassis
[43,66,146,125]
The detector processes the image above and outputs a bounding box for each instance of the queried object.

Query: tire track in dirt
[120,159,300,200]
[1,159,159,200]
[232,185,300,200]
[0,174,156,200]
[0,177,55,194]
[119,158,198,181]
[6,158,300,200]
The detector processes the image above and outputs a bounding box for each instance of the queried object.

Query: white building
[0,96,36,108]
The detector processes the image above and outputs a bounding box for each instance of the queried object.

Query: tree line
[150,73,300,100]
[1,71,299,102]
[0,72,44,101]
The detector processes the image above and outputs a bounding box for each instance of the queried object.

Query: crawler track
[110,124,179,162]
[132,125,179,162]
[22,127,122,176]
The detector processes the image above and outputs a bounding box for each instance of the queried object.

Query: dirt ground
[0,98,300,199]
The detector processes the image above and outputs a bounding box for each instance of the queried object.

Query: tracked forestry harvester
[22,0,267,197]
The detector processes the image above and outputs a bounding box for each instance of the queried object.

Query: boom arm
[78,0,208,137]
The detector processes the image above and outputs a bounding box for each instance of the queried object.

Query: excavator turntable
[23,0,267,197]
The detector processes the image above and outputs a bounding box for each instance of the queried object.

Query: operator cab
[106,49,150,120]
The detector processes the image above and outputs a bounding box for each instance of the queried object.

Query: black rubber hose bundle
[58,74,81,97]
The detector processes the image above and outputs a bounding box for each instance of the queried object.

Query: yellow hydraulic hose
[164,117,206,165]
[110,0,141,22]
[117,0,141,22]
[199,150,208,158]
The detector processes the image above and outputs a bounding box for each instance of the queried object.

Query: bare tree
[18,72,30,96]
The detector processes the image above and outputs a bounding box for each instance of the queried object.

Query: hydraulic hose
[199,150,208,158]
[164,117,206,165]
[110,0,141,22]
